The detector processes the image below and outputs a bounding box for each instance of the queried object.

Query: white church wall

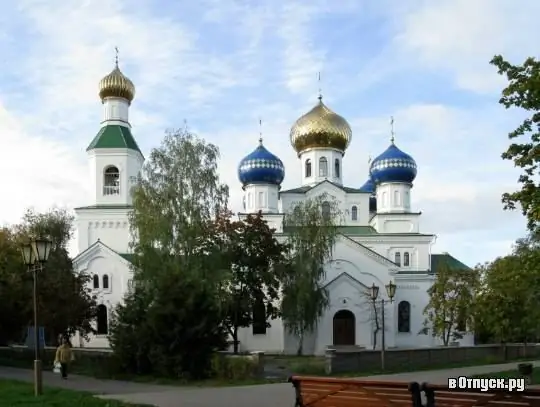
[370,214,420,234]
[73,250,133,348]
[357,235,434,271]
[76,210,131,254]
[237,317,285,354]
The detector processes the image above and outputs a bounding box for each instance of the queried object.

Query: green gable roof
[118,253,135,263]
[87,125,143,155]
[430,253,471,273]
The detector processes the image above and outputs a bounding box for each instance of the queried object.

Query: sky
[0,0,538,267]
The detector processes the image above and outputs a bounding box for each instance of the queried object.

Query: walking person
[54,336,73,380]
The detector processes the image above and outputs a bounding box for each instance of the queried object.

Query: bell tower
[75,50,144,254]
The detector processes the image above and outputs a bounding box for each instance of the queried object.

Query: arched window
[351,205,358,221]
[102,275,109,289]
[319,157,328,177]
[92,275,99,289]
[96,304,108,335]
[103,166,120,195]
[305,159,312,177]
[252,297,266,335]
[403,252,410,267]
[334,159,340,178]
[322,201,331,221]
[395,252,401,266]
[398,301,411,333]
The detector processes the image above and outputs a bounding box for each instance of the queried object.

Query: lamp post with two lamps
[369,281,397,371]
[21,238,52,397]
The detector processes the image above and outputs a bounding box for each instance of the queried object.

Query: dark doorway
[332,310,356,345]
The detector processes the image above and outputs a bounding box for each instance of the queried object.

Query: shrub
[210,353,257,381]
[108,280,228,380]
[0,346,120,378]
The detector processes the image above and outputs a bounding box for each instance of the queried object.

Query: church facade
[72,63,474,353]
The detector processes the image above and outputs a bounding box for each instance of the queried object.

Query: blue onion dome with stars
[370,142,417,185]
[238,138,285,188]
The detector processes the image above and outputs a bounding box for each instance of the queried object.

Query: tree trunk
[296,334,304,356]
[233,327,239,354]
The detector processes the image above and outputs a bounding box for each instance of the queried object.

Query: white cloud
[393,0,540,93]
[0,0,535,267]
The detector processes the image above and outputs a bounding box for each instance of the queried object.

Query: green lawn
[0,379,153,407]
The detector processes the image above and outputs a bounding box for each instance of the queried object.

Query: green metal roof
[281,225,378,235]
[337,226,378,235]
[74,204,133,210]
[87,125,142,155]
[430,253,471,273]
[280,180,366,195]
[118,253,135,263]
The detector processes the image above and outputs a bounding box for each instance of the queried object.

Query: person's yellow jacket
[54,345,73,364]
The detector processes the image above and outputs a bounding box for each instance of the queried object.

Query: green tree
[280,193,342,355]
[491,55,540,232]
[12,208,97,344]
[421,262,479,346]
[108,128,230,379]
[214,210,288,353]
[0,228,27,344]
[475,235,540,344]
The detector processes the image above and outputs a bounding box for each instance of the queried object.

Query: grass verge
[266,355,538,378]
[0,379,153,407]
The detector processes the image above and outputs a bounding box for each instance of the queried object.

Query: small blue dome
[370,143,417,184]
[359,177,375,194]
[238,140,285,186]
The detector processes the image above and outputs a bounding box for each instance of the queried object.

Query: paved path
[0,361,538,407]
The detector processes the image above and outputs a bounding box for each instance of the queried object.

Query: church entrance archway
[332,310,356,346]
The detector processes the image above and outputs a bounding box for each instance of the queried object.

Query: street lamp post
[370,281,397,371]
[21,238,52,397]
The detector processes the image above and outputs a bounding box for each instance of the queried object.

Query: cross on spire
[390,116,395,144]
[317,72,323,101]
[114,46,119,67]
[258,118,263,144]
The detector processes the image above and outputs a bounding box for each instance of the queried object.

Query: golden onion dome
[98,63,135,104]
[290,97,352,156]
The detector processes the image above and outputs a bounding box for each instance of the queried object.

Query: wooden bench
[289,375,423,407]
[421,383,540,407]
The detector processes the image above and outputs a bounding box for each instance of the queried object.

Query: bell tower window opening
[103,166,120,195]
[319,157,328,177]
[334,159,340,178]
[305,159,312,177]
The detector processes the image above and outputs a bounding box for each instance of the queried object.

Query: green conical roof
[87,125,142,155]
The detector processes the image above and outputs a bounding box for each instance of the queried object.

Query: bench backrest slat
[290,375,422,407]
[422,383,540,407]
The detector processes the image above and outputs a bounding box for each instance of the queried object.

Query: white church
[72,62,474,353]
